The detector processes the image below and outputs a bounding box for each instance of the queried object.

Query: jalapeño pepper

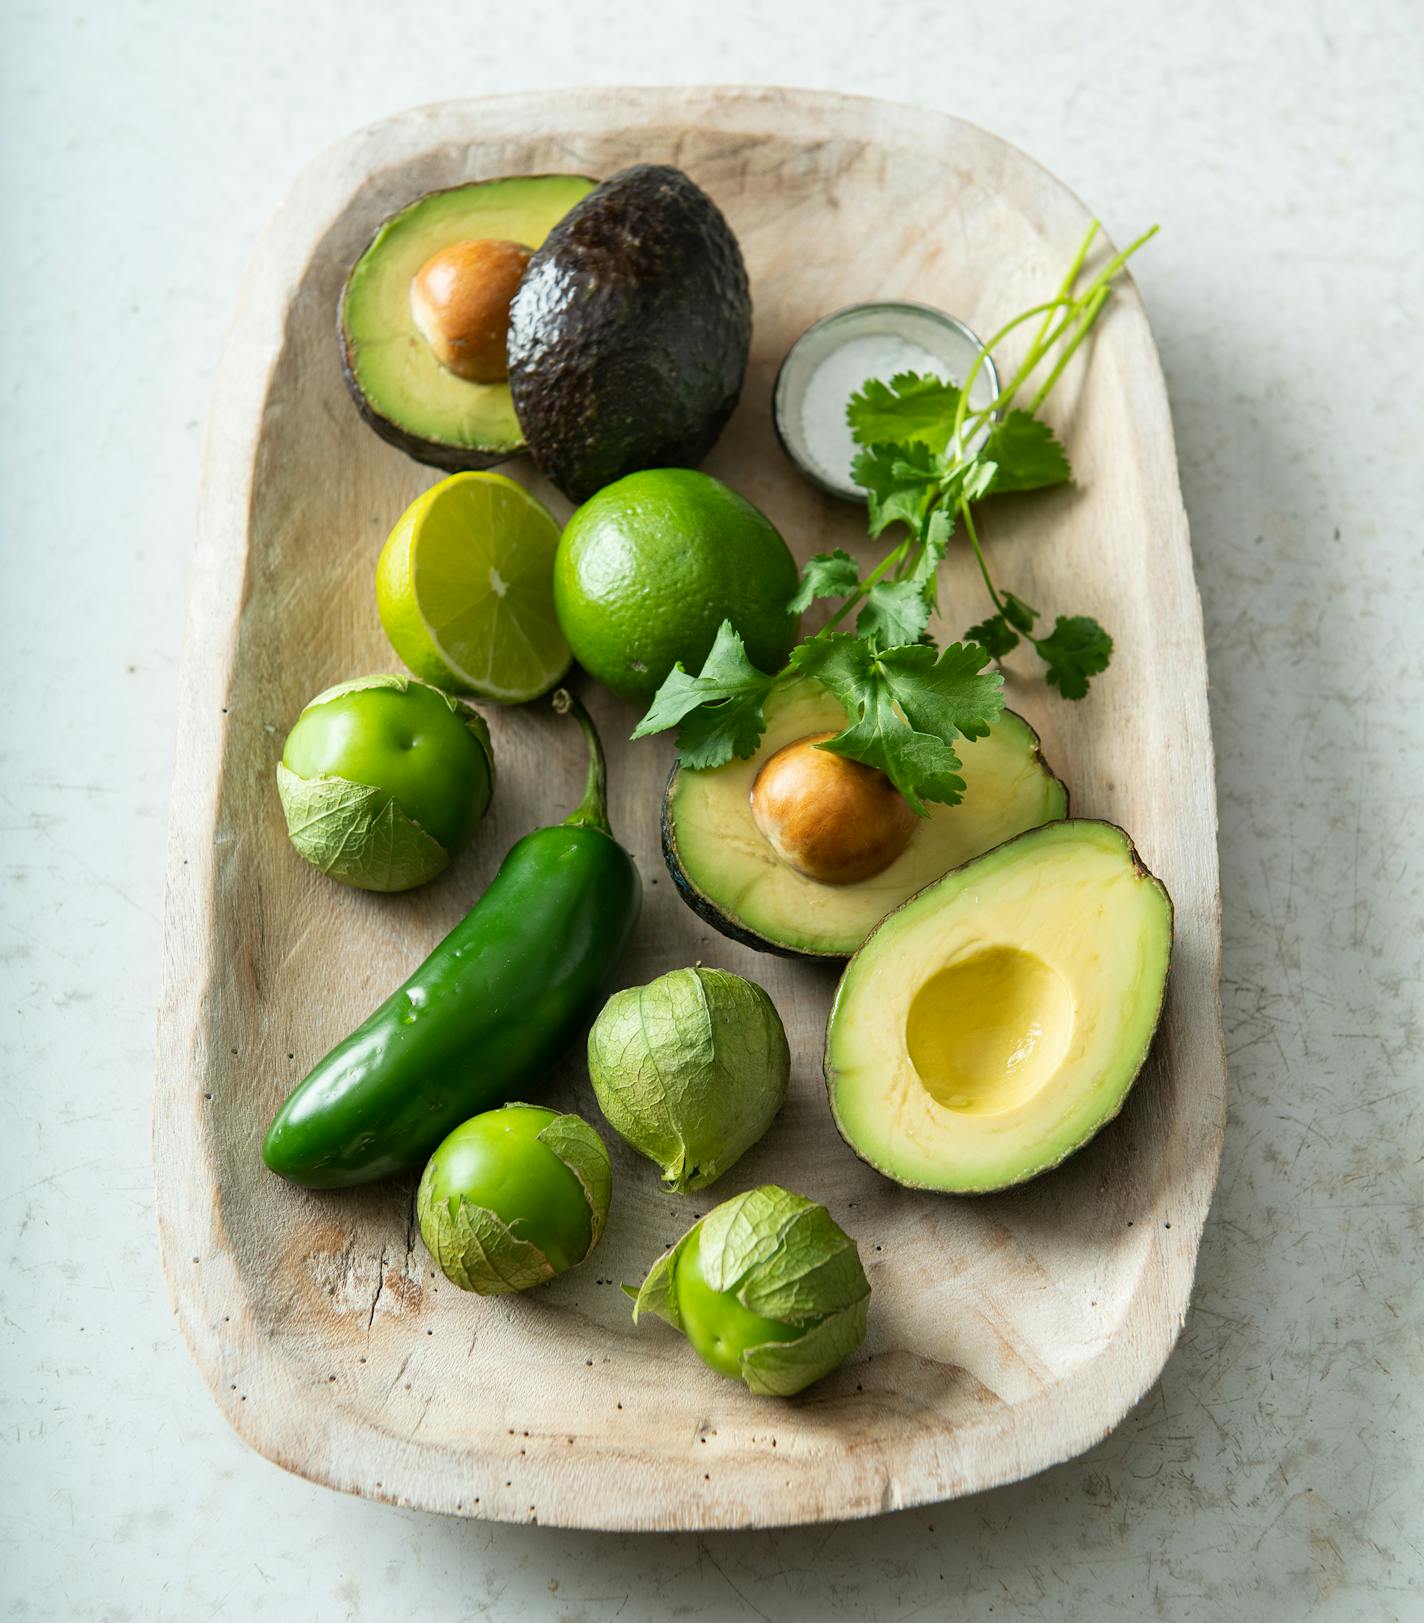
[262,690,641,1188]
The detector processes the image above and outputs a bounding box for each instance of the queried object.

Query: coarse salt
[798,335,952,491]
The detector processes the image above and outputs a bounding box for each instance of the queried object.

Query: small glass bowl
[772,302,1000,502]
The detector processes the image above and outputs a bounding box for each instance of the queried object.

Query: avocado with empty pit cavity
[824,819,1174,1193]
[506,164,752,502]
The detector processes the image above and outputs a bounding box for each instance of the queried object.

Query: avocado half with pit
[825,820,1173,1194]
[507,164,752,502]
[661,679,1069,959]
[339,174,596,471]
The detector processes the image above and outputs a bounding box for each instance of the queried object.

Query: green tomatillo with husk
[627,1184,870,1395]
[276,673,494,892]
[417,1104,610,1294]
[587,967,789,1192]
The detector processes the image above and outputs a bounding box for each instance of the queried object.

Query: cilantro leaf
[965,614,1020,659]
[847,372,964,456]
[915,505,955,606]
[786,632,872,709]
[789,549,860,614]
[790,634,957,811]
[1035,614,1113,699]
[943,457,998,505]
[854,506,952,648]
[829,684,968,812]
[1002,590,1039,634]
[791,636,1004,812]
[850,440,941,537]
[875,641,1003,747]
[982,409,1071,493]
[854,579,933,649]
[631,620,777,767]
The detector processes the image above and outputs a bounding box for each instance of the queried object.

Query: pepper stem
[552,688,612,835]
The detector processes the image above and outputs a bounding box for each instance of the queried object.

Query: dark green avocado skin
[506,164,752,502]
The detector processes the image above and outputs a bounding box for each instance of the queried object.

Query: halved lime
[377,472,570,703]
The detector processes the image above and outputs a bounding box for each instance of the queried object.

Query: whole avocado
[506,164,752,502]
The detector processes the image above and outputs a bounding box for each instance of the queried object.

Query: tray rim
[154,83,1226,1531]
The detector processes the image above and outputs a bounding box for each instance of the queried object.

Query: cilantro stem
[821,537,910,632]
[953,306,1080,448]
[1026,219,1099,361]
[958,501,1003,614]
[1073,223,1160,306]
[891,509,936,581]
[949,220,1160,449]
[1029,285,1109,413]
[950,298,1075,449]
[967,292,1104,428]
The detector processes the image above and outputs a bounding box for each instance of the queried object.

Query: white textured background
[2,1,1421,1618]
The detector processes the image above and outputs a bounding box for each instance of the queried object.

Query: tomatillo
[417,1105,611,1294]
[588,966,790,1193]
[627,1185,870,1395]
[276,673,494,891]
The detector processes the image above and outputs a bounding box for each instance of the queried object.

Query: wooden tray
[156,87,1225,1531]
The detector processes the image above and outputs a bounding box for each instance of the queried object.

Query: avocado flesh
[506,164,752,501]
[662,680,1068,958]
[340,174,596,470]
[825,820,1173,1194]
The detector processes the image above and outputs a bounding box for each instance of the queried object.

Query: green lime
[554,469,800,707]
[377,471,570,703]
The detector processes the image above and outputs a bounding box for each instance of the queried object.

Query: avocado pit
[409,237,532,384]
[905,946,1074,1116]
[750,732,918,886]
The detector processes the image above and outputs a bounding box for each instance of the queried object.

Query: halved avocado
[339,174,597,471]
[661,679,1068,959]
[825,820,1173,1194]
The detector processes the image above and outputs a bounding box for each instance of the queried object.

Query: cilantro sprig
[834,218,1159,698]
[632,619,1001,811]
[632,218,1157,810]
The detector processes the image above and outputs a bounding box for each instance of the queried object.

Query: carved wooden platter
[156,86,1225,1530]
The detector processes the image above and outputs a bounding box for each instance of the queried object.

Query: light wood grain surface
[155,86,1224,1531]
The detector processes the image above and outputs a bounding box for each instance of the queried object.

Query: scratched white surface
[2,2,1421,1619]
